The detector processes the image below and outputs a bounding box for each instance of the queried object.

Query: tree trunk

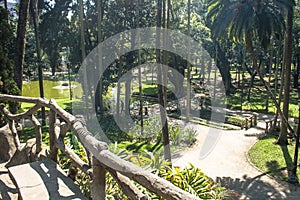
[4,0,7,11]
[277,8,294,145]
[116,60,123,116]
[169,55,184,98]
[125,71,131,116]
[95,0,104,114]
[214,41,232,94]
[270,68,284,134]
[247,71,256,101]
[78,0,89,118]
[14,0,30,92]
[137,0,143,134]
[157,0,171,163]
[266,48,274,112]
[30,0,45,126]
[245,31,293,136]
[186,0,191,122]
[293,55,299,88]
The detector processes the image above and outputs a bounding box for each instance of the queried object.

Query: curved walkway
[173,119,300,199]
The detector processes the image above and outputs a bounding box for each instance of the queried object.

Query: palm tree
[207,0,294,135]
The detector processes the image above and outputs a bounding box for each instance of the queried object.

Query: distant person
[97,105,101,114]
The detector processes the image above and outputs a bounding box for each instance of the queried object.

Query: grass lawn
[20,98,82,116]
[228,76,300,117]
[248,135,300,185]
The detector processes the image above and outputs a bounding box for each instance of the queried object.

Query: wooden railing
[0,94,200,200]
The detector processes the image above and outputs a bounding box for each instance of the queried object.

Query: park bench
[241,114,257,130]
[8,159,88,200]
[265,118,281,133]
[225,113,257,130]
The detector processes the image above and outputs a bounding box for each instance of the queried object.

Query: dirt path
[173,123,300,199]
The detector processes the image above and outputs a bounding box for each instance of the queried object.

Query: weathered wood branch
[107,168,150,200]
[60,122,70,138]
[91,157,106,200]
[0,103,41,121]
[0,94,49,105]
[0,104,21,148]
[54,135,92,177]
[72,121,108,151]
[0,103,13,118]
[49,110,58,162]
[31,115,42,153]
[8,120,21,149]
[48,99,76,124]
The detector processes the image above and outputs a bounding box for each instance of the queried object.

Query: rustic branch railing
[0,94,200,200]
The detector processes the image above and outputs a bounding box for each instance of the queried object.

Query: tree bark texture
[14,0,30,91]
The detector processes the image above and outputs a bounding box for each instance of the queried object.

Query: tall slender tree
[186,0,191,122]
[78,0,89,118]
[277,3,295,144]
[157,0,171,162]
[30,0,45,125]
[95,0,103,113]
[14,0,30,92]
[136,0,144,134]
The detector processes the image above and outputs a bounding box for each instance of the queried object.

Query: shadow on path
[0,179,18,200]
[216,172,299,200]
[0,162,18,200]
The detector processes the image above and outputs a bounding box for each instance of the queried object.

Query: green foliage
[225,115,245,127]
[169,125,197,146]
[144,164,230,199]
[127,117,197,147]
[97,113,132,143]
[0,7,20,119]
[207,0,287,48]
[128,117,162,141]
[110,143,231,199]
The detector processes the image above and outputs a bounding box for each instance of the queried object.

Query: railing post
[91,157,106,200]
[31,115,42,153]
[245,118,249,130]
[8,119,20,148]
[49,109,58,162]
[253,114,257,126]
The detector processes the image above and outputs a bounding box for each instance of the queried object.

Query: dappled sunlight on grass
[229,78,299,118]
[248,135,300,184]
